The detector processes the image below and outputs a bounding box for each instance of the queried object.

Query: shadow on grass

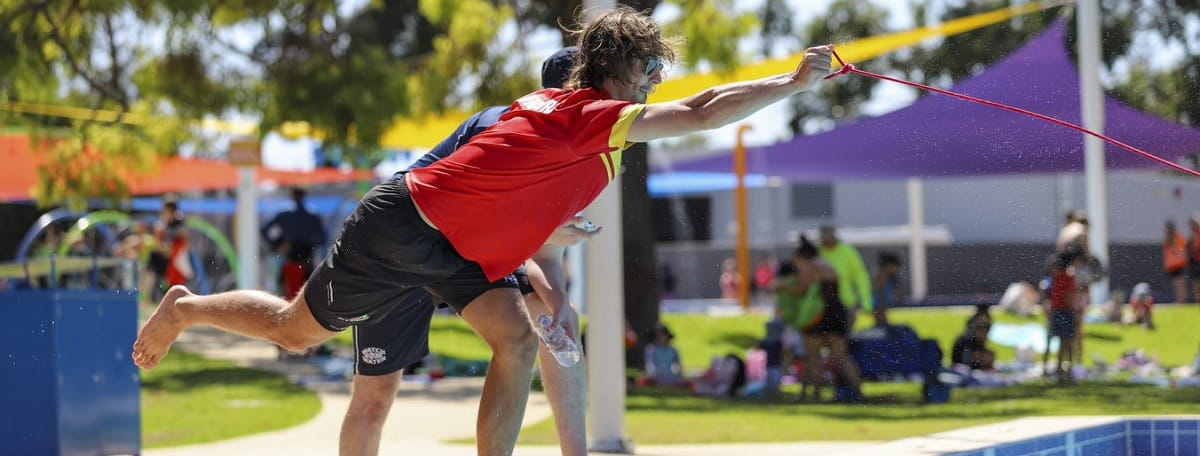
[142,365,306,394]
[626,388,1036,420]
[710,332,762,349]
[626,382,1200,421]
[1084,330,1123,342]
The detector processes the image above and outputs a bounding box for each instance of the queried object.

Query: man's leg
[133,285,335,370]
[827,335,861,391]
[341,372,403,456]
[801,334,825,401]
[524,293,588,456]
[458,288,539,456]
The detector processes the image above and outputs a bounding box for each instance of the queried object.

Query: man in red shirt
[134,6,833,453]
[338,48,594,456]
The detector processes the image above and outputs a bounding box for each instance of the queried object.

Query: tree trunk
[620,143,660,369]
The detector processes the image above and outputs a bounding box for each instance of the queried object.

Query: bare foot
[133,285,193,371]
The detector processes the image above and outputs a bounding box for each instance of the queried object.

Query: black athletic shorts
[353,267,534,376]
[303,175,520,335]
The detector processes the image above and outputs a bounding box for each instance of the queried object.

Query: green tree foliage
[0,1,761,347]
[785,0,895,134]
[0,1,197,207]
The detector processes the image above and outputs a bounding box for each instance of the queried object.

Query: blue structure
[0,275,140,454]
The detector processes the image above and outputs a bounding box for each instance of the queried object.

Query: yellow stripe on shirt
[599,152,615,180]
[608,104,646,150]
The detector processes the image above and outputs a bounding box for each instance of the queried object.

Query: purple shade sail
[664,21,1200,181]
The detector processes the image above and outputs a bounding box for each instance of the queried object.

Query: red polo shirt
[408,88,645,281]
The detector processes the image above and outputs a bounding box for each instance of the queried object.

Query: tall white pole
[580,0,631,452]
[236,166,259,289]
[906,178,928,301]
[584,181,631,453]
[1078,0,1109,305]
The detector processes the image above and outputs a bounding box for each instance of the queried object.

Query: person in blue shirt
[340,47,596,456]
[261,187,327,299]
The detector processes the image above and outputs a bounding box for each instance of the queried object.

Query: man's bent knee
[275,294,338,351]
[488,321,539,365]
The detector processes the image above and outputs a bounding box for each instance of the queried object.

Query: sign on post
[228,138,261,167]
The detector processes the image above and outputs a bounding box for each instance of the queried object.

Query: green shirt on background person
[819,243,874,312]
[776,275,824,330]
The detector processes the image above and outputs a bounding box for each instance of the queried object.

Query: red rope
[822,47,1200,178]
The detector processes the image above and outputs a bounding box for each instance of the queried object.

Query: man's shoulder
[512,88,612,113]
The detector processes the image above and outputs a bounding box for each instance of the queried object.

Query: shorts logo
[343,314,370,323]
[361,347,387,365]
[326,282,334,307]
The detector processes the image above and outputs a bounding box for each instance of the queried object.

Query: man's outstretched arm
[626,45,832,143]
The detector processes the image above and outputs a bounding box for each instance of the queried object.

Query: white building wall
[699,170,1200,246]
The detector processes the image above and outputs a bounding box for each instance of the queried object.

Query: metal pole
[734,125,752,308]
[1078,0,1109,305]
[906,178,928,301]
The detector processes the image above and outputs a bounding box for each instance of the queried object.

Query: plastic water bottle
[536,314,581,367]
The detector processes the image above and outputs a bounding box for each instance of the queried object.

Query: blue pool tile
[995,442,1028,456]
[1131,434,1152,455]
[997,440,1044,456]
[1153,435,1175,455]
[949,452,984,456]
[1076,423,1124,444]
[1083,439,1125,456]
[1042,449,1066,456]
[1132,420,1153,432]
[1028,435,1066,452]
[1179,420,1198,431]
[1180,435,1198,456]
[1153,420,1176,432]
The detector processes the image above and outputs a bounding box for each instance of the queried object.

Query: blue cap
[541,46,579,89]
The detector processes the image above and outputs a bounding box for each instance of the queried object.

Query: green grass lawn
[141,350,321,448]
[360,307,1198,370]
[425,306,1200,445]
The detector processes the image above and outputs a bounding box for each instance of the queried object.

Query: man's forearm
[528,246,569,311]
[681,73,803,131]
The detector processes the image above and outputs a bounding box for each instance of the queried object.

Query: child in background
[692,354,746,398]
[642,323,686,388]
[1130,282,1155,330]
[1047,248,1081,384]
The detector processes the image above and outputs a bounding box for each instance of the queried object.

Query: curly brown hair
[564,6,682,90]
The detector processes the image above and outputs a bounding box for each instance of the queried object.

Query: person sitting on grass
[642,323,687,388]
[1130,282,1155,330]
[951,309,995,371]
[692,354,747,399]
